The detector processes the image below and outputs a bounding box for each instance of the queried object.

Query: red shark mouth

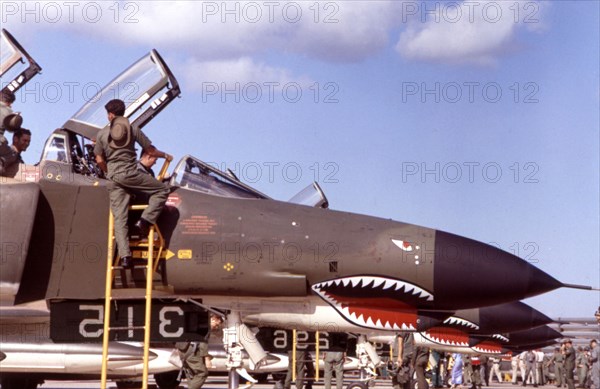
[472,340,503,354]
[422,327,470,347]
[443,316,480,331]
[311,276,433,330]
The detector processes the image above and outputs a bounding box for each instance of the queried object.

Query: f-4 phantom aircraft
[0,30,596,389]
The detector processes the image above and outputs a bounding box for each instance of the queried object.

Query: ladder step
[111,265,150,270]
[110,326,146,331]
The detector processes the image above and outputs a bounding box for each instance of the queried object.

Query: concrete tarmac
[38,378,567,389]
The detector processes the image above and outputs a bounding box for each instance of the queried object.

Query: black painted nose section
[433,231,561,310]
[476,301,554,334]
[505,325,563,346]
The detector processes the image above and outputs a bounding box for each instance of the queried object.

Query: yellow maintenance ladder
[100,162,170,389]
[292,330,320,382]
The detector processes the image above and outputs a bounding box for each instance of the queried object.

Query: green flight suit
[551,351,565,387]
[324,333,348,389]
[0,103,19,176]
[392,333,415,389]
[176,341,210,389]
[577,352,589,388]
[565,345,577,389]
[94,119,169,259]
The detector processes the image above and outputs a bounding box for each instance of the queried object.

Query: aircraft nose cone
[506,325,563,346]
[477,302,554,334]
[433,231,561,310]
[415,310,451,331]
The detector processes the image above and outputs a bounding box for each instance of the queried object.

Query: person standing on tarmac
[176,314,223,389]
[414,345,430,389]
[564,340,577,389]
[523,350,538,387]
[550,347,566,387]
[589,339,598,389]
[323,333,348,389]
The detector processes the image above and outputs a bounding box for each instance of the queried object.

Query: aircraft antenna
[562,283,600,291]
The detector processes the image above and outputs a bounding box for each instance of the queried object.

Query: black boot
[120,255,133,269]
[135,218,152,237]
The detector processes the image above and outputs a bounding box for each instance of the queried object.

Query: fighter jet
[0,37,596,389]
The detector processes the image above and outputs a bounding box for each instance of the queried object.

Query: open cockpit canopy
[63,49,179,141]
[0,29,42,94]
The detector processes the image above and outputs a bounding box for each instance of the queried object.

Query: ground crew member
[284,335,315,389]
[392,333,415,389]
[414,345,430,389]
[480,355,490,386]
[564,340,577,389]
[523,350,538,387]
[512,354,521,384]
[323,333,347,389]
[589,340,598,389]
[550,347,566,387]
[536,349,546,385]
[464,354,474,387]
[576,347,588,388]
[490,356,503,383]
[94,99,172,269]
[176,314,222,389]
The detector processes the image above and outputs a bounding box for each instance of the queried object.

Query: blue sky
[2,0,598,319]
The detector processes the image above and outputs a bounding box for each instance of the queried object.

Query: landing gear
[350,335,380,389]
[223,311,268,389]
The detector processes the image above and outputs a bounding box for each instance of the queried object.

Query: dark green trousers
[108,170,169,258]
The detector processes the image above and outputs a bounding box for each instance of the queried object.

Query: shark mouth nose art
[443,316,480,331]
[471,340,503,354]
[311,276,434,330]
[421,327,471,347]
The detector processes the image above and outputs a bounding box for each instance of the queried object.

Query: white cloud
[177,56,312,91]
[1,1,400,61]
[1,0,547,69]
[395,0,545,65]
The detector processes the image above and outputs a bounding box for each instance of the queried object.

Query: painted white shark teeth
[423,332,469,347]
[443,316,480,330]
[472,345,501,354]
[383,279,397,289]
[312,276,434,302]
[491,334,509,343]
